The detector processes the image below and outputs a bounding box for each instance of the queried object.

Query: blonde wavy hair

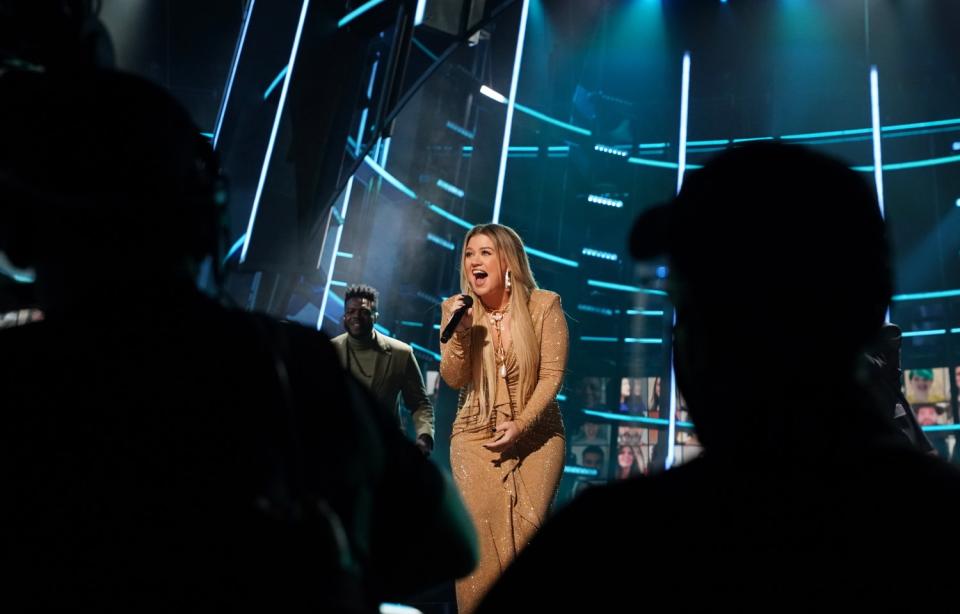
[459,224,540,418]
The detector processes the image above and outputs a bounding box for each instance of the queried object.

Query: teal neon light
[587,279,668,296]
[524,246,579,268]
[514,102,592,137]
[263,66,288,100]
[583,409,695,429]
[901,329,947,337]
[892,288,960,301]
[338,0,385,28]
[410,342,441,361]
[624,338,663,344]
[426,203,473,230]
[580,336,618,342]
[363,156,417,199]
[564,466,600,477]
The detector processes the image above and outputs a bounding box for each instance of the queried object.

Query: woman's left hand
[483,420,521,452]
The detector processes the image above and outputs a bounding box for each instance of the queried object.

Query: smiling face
[464,232,505,305]
[343,296,376,339]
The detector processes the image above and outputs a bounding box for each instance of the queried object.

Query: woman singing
[440,224,568,613]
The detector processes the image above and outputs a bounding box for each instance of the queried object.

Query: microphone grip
[440,295,473,344]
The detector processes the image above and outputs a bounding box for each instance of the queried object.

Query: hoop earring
[505,270,512,292]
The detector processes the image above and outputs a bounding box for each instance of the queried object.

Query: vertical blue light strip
[241,0,312,263]
[676,52,691,195]
[870,66,885,218]
[213,0,256,149]
[666,51,691,471]
[492,0,530,223]
[414,0,427,25]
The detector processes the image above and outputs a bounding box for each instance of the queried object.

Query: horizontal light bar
[883,117,960,132]
[515,102,592,137]
[338,0,385,28]
[901,329,947,337]
[624,337,663,344]
[399,320,424,327]
[921,424,960,433]
[426,203,473,230]
[410,342,441,361]
[595,144,629,157]
[626,309,665,316]
[782,128,872,140]
[374,323,392,336]
[582,247,618,261]
[557,393,567,401]
[892,288,960,301]
[524,246,579,268]
[851,154,960,172]
[480,85,507,104]
[416,291,443,304]
[577,304,615,316]
[427,233,455,250]
[687,139,730,146]
[587,194,623,208]
[363,156,417,199]
[732,136,774,143]
[580,336,618,342]
[582,409,695,429]
[548,145,570,152]
[564,466,600,477]
[436,179,465,198]
[445,120,475,140]
[330,280,347,287]
[638,142,668,149]
[588,279,668,296]
[336,251,353,258]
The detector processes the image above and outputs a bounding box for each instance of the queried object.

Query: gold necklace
[488,304,509,378]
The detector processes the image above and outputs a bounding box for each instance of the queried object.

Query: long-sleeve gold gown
[440,289,567,614]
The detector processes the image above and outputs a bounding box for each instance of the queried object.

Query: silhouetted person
[0,67,475,611]
[860,322,935,453]
[477,143,960,612]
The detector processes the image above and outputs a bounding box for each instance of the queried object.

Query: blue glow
[337,251,353,258]
[892,289,960,301]
[242,0,311,263]
[953,142,960,151]
[212,0,255,149]
[436,179,465,198]
[200,132,214,139]
[417,291,443,304]
[338,0,385,28]
[330,280,347,287]
[921,424,960,433]
[363,156,417,199]
[445,121,475,139]
[564,466,600,477]
[374,323,392,336]
[870,66,885,218]
[400,320,424,327]
[901,329,947,337]
[782,128,872,140]
[656,266,668,278]
[851,154,960,172]
[732,136,774,143]
[884,117,960,132]
[224,234,246,263]
[514,102,592,137]
[329,292,344,306]
[952,328,960,334]
[638,142,668,149]
[412,37,439,62]
[557,393,567,401]
[427,233,456,250]
[524,246,579,268]
[492,0,531,224]
[414,0,427,25]
[677,52,691,195]
[626,309,665,316]
[587,194,623,208]
[624,338,663,344]
[595,144,629,157]
[13,272,36,283]
[628,157,697,170]
[580,336,618,342]
[582,409,695,429]
[548,146,570,152]
[582,247,618,261]
[955,198,960,207]
[263,65,288,100]
[587,279,668,296]
[509,146,539,152]
[427,203,473,230]
[577,304,615,316]
[433,324,441,330]
[687,139,728,146]
[480,85,507,104]
[410,342,441,362]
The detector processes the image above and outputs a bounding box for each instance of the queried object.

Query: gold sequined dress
[440,289,567,614]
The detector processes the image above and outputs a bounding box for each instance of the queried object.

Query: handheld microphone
[440,295,473,344]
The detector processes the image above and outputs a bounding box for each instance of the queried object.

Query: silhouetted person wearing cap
[477,143,960,612]
[0,66,475,610]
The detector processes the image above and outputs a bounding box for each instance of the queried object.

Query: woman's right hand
[452,294,474,332]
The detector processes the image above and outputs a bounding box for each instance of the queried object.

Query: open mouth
[472,269,488,287]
